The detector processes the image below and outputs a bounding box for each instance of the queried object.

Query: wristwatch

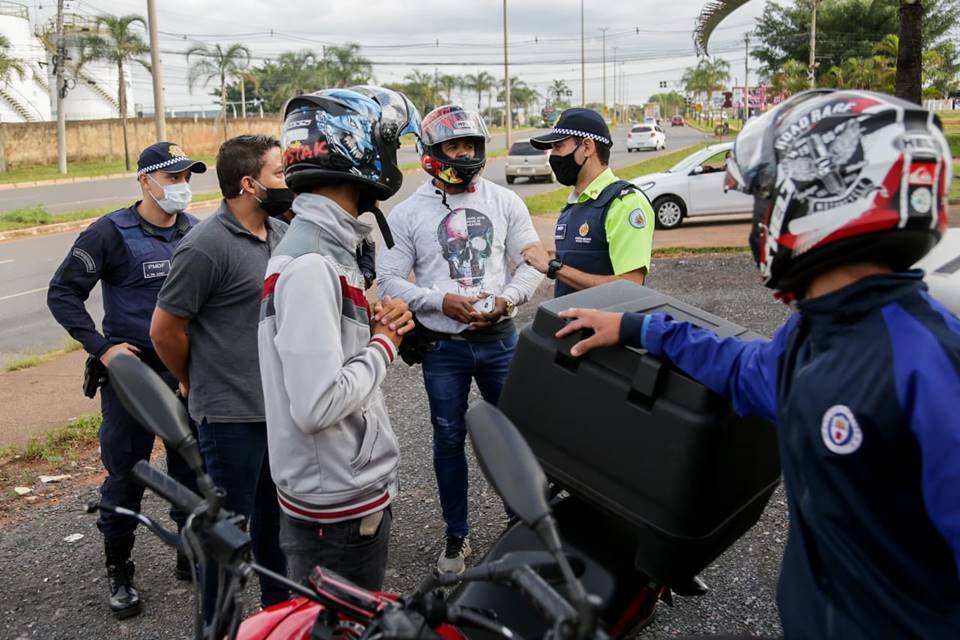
[547,258,564,280]
[502,297,516,317]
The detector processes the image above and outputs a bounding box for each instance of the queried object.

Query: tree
[0,34,25,85]
[272,50,323,102]
[498,77,540,122]
[393,70,437,115]
[548,79,572,107]
[186,43,252,140]
[463,71,495,116]
[682,58,730,105]
[771,58,814,95]
[752,0,960,84]
[647,91,686,117]
[895,0,923,103]
[438,73,461,105]
[78,15,150,171]
[325,43,372,87]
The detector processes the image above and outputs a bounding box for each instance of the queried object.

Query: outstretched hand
[555,308,624,357]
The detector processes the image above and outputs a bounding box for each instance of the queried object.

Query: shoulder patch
[820,404,863,455]
[71,248,96,273]
[628,208,647,230]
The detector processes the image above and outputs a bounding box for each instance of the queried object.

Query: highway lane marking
[0,286,47,302]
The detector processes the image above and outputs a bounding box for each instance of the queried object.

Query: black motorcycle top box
[497,280,781,585]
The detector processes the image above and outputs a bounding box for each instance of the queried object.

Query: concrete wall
[0,117,283,168]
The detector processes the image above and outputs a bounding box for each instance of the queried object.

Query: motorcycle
[97,281,780,640]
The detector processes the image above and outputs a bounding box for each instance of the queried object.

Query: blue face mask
[148,175,192,214]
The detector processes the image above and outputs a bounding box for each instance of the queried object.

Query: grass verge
[523,143,710,216]
[0,190,222,232]
[0,415,101,467]
[0,155,217,186]
[5,339,82,372]
[652,245,750,258]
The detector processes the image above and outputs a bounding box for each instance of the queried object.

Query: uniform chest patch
[142,260,171,279]
[820,404,863,455]
[575,222,592,244]
[555,223,567,241]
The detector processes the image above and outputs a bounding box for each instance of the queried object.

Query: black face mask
[255,185,296,218]
[549,141,584,186]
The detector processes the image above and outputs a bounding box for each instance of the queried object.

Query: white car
[626,124,666,152]
[632,142,753,229]
[915,228,960,315]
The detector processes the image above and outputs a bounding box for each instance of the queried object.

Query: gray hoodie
[258,193,399,523]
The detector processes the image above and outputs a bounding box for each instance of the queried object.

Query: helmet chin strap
[358,195,394,249]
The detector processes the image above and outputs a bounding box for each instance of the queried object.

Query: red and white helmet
[418,105,490,186]
[726,89,951,296]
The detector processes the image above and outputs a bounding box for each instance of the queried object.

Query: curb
[0,171,139,191]
[0,198,223,242]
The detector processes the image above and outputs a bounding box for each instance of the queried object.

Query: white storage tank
[0,2,52,122]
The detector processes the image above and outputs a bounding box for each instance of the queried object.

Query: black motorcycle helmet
[281,86,420,199]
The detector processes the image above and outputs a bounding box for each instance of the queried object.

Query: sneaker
[437,535,471,575]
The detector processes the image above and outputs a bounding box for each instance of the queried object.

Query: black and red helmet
[418,105,490,186]
[726,89,951,296]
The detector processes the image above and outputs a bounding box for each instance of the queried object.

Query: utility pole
[808,0,818,88]
[744,33,750,120]
[580,0,585,106]
[146,0,166,140]
[503,0,512,148]
[612,46,617,123]
[600,27,609,115]
[55,0,66,174]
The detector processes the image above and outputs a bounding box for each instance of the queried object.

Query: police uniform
[529,109,656,298]
[552,168,654,297]
[46,142,206,617]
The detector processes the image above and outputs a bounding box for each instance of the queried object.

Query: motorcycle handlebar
[131,460,203,515]
[510,565,579,635]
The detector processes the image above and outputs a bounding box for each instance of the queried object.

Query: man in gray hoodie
[259,86,419,589]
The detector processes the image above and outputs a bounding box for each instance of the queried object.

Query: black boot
[104,535,142,619]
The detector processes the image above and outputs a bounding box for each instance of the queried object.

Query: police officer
[47,142,206,619]
[522,108,655,297]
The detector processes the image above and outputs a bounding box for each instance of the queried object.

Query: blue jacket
[621,272,960,638]
[47,205,197,358]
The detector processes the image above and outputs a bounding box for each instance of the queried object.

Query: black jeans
[98,372,199,541]
[279,507,392,591]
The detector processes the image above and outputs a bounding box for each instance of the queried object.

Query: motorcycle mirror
[107,355,204,474]
[466,401,551,528]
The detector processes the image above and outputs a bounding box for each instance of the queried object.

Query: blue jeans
[198,420,287,619]
[421,334,519,538]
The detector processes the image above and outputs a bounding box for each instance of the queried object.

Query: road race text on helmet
[724,89,951,296]
[280,85,420,200]
[418,105,490,186]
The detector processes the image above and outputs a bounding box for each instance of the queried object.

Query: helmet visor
[422,109,490,147]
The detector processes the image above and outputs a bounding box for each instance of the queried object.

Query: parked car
[631,142,753,229]
[504,138,554,184]
[626,125,666,152]
[671,115,684,126]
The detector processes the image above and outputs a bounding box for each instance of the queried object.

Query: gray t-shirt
[158,202,287,423]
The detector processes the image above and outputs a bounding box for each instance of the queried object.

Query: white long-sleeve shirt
[376,178,544,334]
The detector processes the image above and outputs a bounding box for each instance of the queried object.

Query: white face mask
[148,175,192,215]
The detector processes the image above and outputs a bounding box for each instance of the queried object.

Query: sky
[23,0,770,113]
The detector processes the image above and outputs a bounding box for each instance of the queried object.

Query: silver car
[505,139,554,184]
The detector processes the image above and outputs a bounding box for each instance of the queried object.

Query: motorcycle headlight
[637,181,655,191]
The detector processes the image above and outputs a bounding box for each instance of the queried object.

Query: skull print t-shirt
[376,177,543,334]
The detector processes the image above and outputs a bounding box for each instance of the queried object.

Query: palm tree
[325,43,372,87]
[274,50,321,97]
[0,34,25,85]
[403,70,437,114]
[463,71,495,112]
[895,0,922,103]
[78,15,150,171]
[549,79,571,104]
[438,73,460,105]
[682,58,730,113]
[186,43,252,140]
[771,59,812,96]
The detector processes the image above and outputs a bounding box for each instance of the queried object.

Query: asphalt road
[0,124,709,362]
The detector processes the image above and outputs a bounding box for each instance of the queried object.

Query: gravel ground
[0,253,792,640]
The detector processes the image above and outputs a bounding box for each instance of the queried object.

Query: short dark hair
[216,135,280,198]
[575,136,610,165]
